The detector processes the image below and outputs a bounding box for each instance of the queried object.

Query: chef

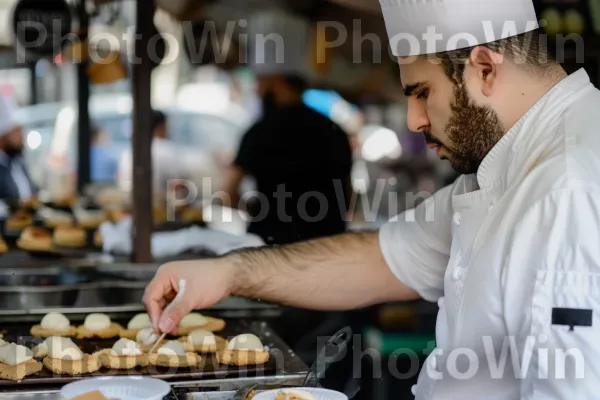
[144,0,600,398]
[0,95,36,201]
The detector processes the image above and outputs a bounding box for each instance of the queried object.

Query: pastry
[77,314,122,339]
[74,209,107,229]
[107,209,130,223]
[0,236,8,254]
[40,337,101,375]
[135,327,166,352]
[180,330,227,353]
[0,343,43,381]
[39,208,74,228]
[274,390,317,400]
[217,334,269,366]
[51,194,77,208]
[16,227,55,252]
[180,206,203,224]
[153,207,167,224]
[6,210,33,232]
[93,230,102,247]
[147,340,201,368]
[98,338,147,369]
[119,313,153,340]
[53,226,86,248]
[20,197,40,210]
[31,312,77,337]
[176,313,225,335]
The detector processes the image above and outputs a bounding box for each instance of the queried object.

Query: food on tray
[176,312,225,335]
[71,390,110,400]
[6,210,33,232]
[20,197,40,210]
[217,333,269,366]
[39,208,74,228]
[98,338,147,369]
[31,312,78,337]
[147,340,201,368]
[135,327,164,352]
[74,209,107,229]
[0,236,8,254]
[53,226,87,248]
[93,230,102,247]
[16,227,55,253]
[50,194,77,207]
[0,343,43,381]
[181,330,226,353]
[41,336,101,375]
[119,313,152,340]
[274,390,317,400]
[77,314,122,339]
[107,209,129,223]
[153,207,167,224]
[180,206,203,223]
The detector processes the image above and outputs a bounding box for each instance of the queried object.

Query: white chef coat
[380,68,600,399]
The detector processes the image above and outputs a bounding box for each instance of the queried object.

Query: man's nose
[406,98,430,133]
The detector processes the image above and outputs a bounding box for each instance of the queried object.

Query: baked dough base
[0,360,43,381]
[180,336,227,353]
[42,354,101,375]
[217,350,270,366]
[147,352,201,368]
[119,328,145,340]
[16,238,55,253]
[53,231,86,248]
[30,325,78,338]
[77,323,122,339]
[98,349,147,369]
[176,317,226,335]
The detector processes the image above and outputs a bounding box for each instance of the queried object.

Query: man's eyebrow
[403,82,425,97]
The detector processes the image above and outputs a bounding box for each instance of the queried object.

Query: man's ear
[468,46,502,96]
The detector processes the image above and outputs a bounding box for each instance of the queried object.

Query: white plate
[60,376,171,400]
[252,388,348,400]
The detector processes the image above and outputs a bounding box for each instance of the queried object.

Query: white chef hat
[380,0,540,57]
[0,95,19,137]
[247,9,313,78]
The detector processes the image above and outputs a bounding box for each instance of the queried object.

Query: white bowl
[252,388,348,400]
[60,377,171,400]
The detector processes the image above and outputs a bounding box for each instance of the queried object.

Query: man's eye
[416,89,429,100]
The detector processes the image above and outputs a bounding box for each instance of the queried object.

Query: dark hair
[152,110,167,131]
[283,75,308,93]
[429,29,560,84]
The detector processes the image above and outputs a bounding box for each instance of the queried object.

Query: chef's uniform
[377,0,600,399]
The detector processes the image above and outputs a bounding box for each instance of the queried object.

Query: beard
[440,84,505,175]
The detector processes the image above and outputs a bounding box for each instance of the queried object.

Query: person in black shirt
[220,74,353,245]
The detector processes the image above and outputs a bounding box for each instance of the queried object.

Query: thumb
[158,300,191,334]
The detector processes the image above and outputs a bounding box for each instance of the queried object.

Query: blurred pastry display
[147,340,201,368]
[120,313,153,340]
[16,227,55,253]
[53,226,87,248]
[181,330,226,353]
[20,197,40,210]
[0,236,7,254]
[74,209,107,229]
[153,206,167,224]
[93,230,102,248]
[217,334,269,366]
[40,337,101,375]
[98,338,147,369]
[177,312,226,335]
[50,194,77,208]
[77,314,122,339]
[39,208,74,228]
[31,312,78,338]
[6,210,33,232]
[94,187,129,208]
[180,206,203,224]
[107,209,129,223]
[0,343,42,381]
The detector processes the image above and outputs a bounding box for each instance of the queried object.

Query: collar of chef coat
[475,68,594,190]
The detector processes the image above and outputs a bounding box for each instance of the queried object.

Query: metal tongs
[231,326,357,399]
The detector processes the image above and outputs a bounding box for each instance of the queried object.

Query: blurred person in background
[0,96,36,200]
[219,10,353,246]
[118,110,183,194]
[90,124,119,184]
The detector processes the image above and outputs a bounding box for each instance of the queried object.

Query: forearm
[229,232,419,310]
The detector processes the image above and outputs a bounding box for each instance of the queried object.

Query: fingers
[158,295,193,334]
[143,277,173,331]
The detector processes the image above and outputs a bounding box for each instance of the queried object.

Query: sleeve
[378,183,454,302]
[503,188,600,399]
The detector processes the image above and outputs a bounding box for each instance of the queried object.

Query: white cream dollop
[136,327,159,346]
[84,313,111,331]
[127,313,152,330]
[187,330,217,347]
[0,338,8,347]
[157,341,186,356]
[46,337,83,361]
[227,334,264,351]
[179,313,208,329]
[111,338,142,357]
[0,343,34,365]
[40,312,70,332]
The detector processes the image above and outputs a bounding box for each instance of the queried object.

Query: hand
[143,259,235,334]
